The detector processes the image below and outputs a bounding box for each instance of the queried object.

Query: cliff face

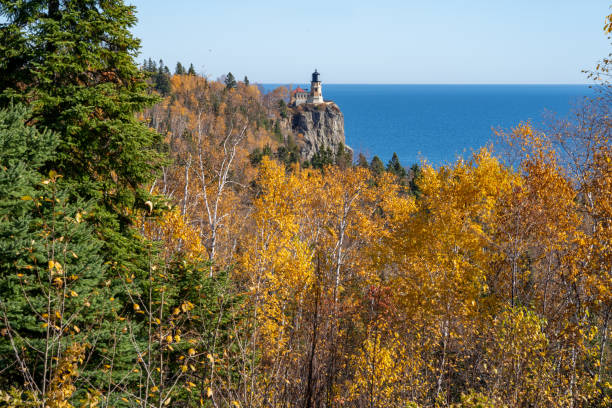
[282,102,349,161]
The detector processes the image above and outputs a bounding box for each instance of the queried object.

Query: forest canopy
[0,1,610,407]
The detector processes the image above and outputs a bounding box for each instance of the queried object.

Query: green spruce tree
[187,63,196,76]
[279,99,289,118]
[143,58,157,73]
[335,143,353,169]
[310,147,334,170]
[386,152,407,179]
[0,0,165,269]
[370,155,385,176]
[155,59,172,94]
[0,2,167,400]
[0,105,115,397]
[225,72,237,89]
[408,163,423,198]
[175,61,185,75]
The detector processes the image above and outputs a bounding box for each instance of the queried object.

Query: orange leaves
[169,73,208,97]
[605,12,612,34]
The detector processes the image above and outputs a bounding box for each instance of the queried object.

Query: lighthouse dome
[312,69,320,82]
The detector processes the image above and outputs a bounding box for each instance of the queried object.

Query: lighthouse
[307,69,324,104]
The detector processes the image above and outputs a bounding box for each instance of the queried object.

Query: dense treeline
[0,1,610,407]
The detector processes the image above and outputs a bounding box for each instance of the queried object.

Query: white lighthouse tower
[307,69,324,104]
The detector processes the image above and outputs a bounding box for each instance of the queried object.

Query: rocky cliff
[281,102,350,161]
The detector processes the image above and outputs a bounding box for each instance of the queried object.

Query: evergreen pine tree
[225,72,237,89]
[386,152,407,178]
[0,105,113,395]
[187,63,196,76]
[370,155,385,176]
[311,147,334,169]
[249,145,273,166]
[143,58,156,73]
[244,76,250,86]
[0,1,165,219]
[0,2,166,398]
[153,59,171,95]
[175,61,185,75]
[273,120,282,140]
[408,163,423,198]
[335,143,353,169]
[279,99,288,118]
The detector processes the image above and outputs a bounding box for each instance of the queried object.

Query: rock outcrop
[281,102,350,161]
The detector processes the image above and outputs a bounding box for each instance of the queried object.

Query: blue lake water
[262,84,594,166]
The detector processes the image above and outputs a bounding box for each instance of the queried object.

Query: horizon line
[257,82,594,86]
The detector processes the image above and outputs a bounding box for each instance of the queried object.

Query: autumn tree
[238,157,405,406]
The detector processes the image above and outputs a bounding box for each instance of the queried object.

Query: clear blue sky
[128,0,611,84]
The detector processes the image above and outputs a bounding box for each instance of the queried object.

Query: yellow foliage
[46,343,88,408]
[136,72,611,406]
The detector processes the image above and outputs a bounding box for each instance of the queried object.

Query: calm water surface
[263,84,593,166]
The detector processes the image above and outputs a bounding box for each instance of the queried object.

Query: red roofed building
[290,86,309,106]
